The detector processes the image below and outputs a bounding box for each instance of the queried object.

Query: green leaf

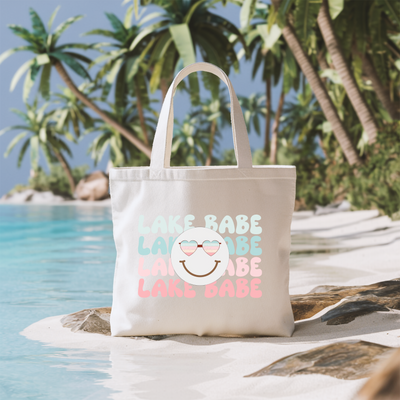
[23,68,36,102]
[0,46,35,65]
[7,25,40,45]
[320,68,342,84]
[57,43,93,50]
[124,5,134,29]
[29,8,47,37]
[106,58,124,84]
[328,0,344,20]
[381,0,400,27]
[36,53,50,65]
[63,51,92,64]
[277,0,296,24]
[115,62,127,111]
[48,6,61,31]
[134,0,139,19]
[169,24,199,103]
[169,24,196,66]
[30,135,40,170]
[56,109,69,130]
[0,125,26,136]
[149,33,172,65]
[82,29,117,39]
[39,127,47,142]
[4,131,29,157]
[105,13,126,36]
[395,59,400,71]
[294,0,320,47]
[126,56,141,81]
[257,24,282,50]
[10,59,34,92]
[50,51,91,80]
[240,0,257,29]
[17,138,30,167]
[53,15,84,44]
[184,0,208,24]
[138,12,163,26]
[39,63,51,100]
[129,23,158,51]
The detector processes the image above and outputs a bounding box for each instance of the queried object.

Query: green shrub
[293,122,400,216]
[28,165,89,198]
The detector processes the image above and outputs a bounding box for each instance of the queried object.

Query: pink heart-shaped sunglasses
[179,240,221,257]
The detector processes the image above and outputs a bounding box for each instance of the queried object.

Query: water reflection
[105,343,231,400]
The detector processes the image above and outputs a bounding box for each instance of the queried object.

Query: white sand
[22,210,400,400]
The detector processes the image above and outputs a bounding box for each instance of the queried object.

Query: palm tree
[240,2,299,159]
[330,0,400,121]
[53,82,96,137]
[0,7,151,157]
[84,6,156,145]
[189,92,231,165]
[170,115,210,166]
[317,0,378,144]
[0,99,77,194]
[238,92,267,136]
[130,0,246,102]
[87,101,157,167]
[270,0,361,165]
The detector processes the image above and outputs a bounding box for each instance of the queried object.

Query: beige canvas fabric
[110,62,296,337]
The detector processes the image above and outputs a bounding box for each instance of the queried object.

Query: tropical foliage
[0,0,399,214]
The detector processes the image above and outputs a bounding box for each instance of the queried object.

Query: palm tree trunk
[317,49,330,71]
[54,61,151,158]
[317,0,378,144]
[53,149,75,195]
[360,52,400,120]
[205,120,216,166]
[270,90,285,164]
[134,78,149,145]
[271,0,361,166]
[264,77,271,156]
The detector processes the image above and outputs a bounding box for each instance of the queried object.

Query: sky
[0,0,284,197]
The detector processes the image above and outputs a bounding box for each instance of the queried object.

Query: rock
[356,348,400,399]
[245,341,397,380]
[61,308,111,336]
[60,307,170,340]
[75,171,109,201]
[291,278,400,323]
[321,300,390,325]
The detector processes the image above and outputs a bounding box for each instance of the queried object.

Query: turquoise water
[0,205,116,399]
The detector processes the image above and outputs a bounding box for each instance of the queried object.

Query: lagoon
[0,205,115,399]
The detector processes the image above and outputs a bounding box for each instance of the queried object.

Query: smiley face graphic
[171,227,229,286]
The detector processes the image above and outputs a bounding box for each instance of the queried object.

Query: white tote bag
[110,62,296,337]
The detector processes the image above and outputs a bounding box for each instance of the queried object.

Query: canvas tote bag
[110,62,296,337]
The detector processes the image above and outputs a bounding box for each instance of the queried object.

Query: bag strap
[150,62,253,170]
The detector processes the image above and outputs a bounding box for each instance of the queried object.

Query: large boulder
[245,341,397,380]
[75,171,109,201]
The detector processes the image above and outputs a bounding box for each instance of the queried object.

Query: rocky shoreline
[57,278,400,398]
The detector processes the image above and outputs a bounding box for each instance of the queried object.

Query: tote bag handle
[150,62,253,170]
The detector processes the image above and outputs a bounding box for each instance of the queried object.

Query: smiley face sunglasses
[179,240,220,256]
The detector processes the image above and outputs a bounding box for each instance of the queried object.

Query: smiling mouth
[179,260,221,278]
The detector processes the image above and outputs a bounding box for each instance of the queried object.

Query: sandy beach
[22,210,400,399]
